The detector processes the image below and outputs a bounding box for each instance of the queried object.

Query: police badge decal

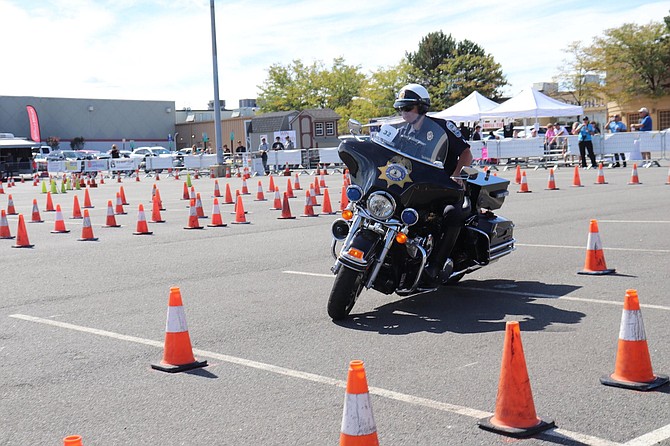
[378,156,413,188]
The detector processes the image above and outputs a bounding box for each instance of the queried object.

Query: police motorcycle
[327,120,515,320]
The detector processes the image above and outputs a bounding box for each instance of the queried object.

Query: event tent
[483,88,583,119]
[431,91,500,122]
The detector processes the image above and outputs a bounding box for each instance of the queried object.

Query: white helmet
[394,83,431,114]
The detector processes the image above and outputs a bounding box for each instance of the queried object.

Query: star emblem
[378,160,413,188]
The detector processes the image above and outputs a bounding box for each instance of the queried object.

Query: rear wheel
[327,267,364,320]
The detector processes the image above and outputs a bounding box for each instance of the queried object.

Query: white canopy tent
[431,91,500,122]
[483,88,583,120]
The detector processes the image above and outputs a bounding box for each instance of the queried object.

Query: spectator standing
[223,144,230,154]
[258,137,269,174]
[606,114,627,167]
[271,136,284,151]
[471,125,482,141]
[284,135,295,150]
[110,144,120,159]
[631,107,652,131]
[502,121,515,138]
[235,140,246,153]
[574,116,597,168]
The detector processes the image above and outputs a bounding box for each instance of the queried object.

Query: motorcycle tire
[327,267,364,320]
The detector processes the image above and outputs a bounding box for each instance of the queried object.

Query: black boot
[424,226,460,286]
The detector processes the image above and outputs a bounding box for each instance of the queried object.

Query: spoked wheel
[327,267,365,320]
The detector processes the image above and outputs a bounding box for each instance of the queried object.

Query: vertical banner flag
[26,105,41,142]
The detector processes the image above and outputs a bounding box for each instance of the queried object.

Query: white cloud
[1,0,668,109]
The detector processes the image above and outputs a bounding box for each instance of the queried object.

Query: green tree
[553,41,604,106]
[70,136,85,150]
[406,31,506,110]
[46,136,60,150]
[590,21,670,101]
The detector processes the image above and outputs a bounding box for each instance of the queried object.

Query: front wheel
[327,266,365,320]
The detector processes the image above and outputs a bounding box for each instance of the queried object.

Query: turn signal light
[342,209,353,220]
[395,233,407,244]
[347,248,364,259]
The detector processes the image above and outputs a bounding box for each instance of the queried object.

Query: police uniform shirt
[399,116,469,174]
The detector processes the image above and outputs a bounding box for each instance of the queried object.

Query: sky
[1,0,668,111]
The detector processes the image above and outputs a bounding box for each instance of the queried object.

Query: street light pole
[210,0,224,167]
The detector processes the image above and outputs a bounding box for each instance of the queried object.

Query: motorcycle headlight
[367,192,395,220]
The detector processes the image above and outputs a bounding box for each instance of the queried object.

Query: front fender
[338,229,382,272]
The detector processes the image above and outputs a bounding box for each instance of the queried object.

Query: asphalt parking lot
[1,164,669,445]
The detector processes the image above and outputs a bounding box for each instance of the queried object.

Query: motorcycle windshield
[338,123,462,209]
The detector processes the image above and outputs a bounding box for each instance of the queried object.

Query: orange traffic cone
[155,187,165,211]
[0,181,4,194]
[103,200,121,228]
[115,192,126,215]
[578,219,615,275]
[150,195,165,223]
[339,360,379,446]
[600,289,669,390]
[340,185,349,212]
[286,178,295,198]
[207,198,227,227]
[213,179,221,197]
[99,174,105,184]
[151,287,208,373]
[51,205,70,233]
[313,177,322,196]
[155,171,160,181]
[184,199,204,230]
[545,168,559,190]
[174,169,180,180]
[594,163,607,184]
[78,209,98,241]
[29,199,43,223]
[571,165,583,187]
[270,187,282,210]
[255,181,267,201]
[182,182,190,200]
[119,186,128,205]
[63,434,83,445]
[294,173,302,190]
[628,163,642,185]
[45,191,56,212]
[319,173,326,188]
[223,183,234,204]
[136,169,141,182]
[321,188,336,215]
[309,184,320,206]
[117,172,122,183]
[83,188,94,208]
[231,195,250,224]
[189,186,196,202]
[516,171,531,193]
[71,195,83,219]
[12,214,34,248]
[514,165,522,184]
[478,321,554,438]
[6,194,17,215]
[302,191,318,217]
[665,167,670,185]
[241,177,250,195]
[0,210,14,239]
[133,204,153,235]
[267,174,276,193]
[195,193,207,218]
[277,192,296,220]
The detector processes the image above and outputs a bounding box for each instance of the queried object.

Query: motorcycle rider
[393,84,473,285]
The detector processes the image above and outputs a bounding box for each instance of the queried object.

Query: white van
[32,145,53,156]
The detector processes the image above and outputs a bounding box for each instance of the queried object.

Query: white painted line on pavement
[623,423,670,446]
[598,220,670,224]
[9,313,621,446]
[516,243,670,254]
[282,271,670,311]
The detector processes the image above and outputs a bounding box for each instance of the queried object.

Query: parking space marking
[624,423,670,446]
[9,313,621,446]
[282,271,670,312]
[598,220,670,224]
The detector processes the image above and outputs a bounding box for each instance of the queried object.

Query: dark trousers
[578,140,596,168]
[613,153,627,167]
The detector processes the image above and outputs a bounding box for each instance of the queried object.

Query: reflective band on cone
[478,321,554,438]
[133,204,153,235]
[51,205,70,233]
[0,209,15,239]
[207,198,227,227]
[77,210,98,241]
[340,360,379,446]
[578,219,615,275]
[600,289,669,390]
[103,200,121,228]
[151,287,207,373]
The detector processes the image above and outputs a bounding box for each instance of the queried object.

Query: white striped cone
[294,173,301,190]
[600,289,669,390]
[628,163,641,185]
[578,219,615,275]
[340,360,378,446]
[151,287,207,373]
[133,204,153,235]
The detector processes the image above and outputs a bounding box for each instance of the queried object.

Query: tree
[46,136,60,150]
[553,41,604,106]
[406,31,506,110]
[70,136,85,150]
[590,21,670,102]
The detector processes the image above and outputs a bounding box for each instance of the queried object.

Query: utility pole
[210,0,224,172]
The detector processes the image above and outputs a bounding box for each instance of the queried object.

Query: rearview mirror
[348,119,363,135]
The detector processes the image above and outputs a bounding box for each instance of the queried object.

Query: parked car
[46,150,86,161]
[129,146,176,171]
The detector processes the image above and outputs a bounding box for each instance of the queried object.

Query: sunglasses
[396,105,416,112]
